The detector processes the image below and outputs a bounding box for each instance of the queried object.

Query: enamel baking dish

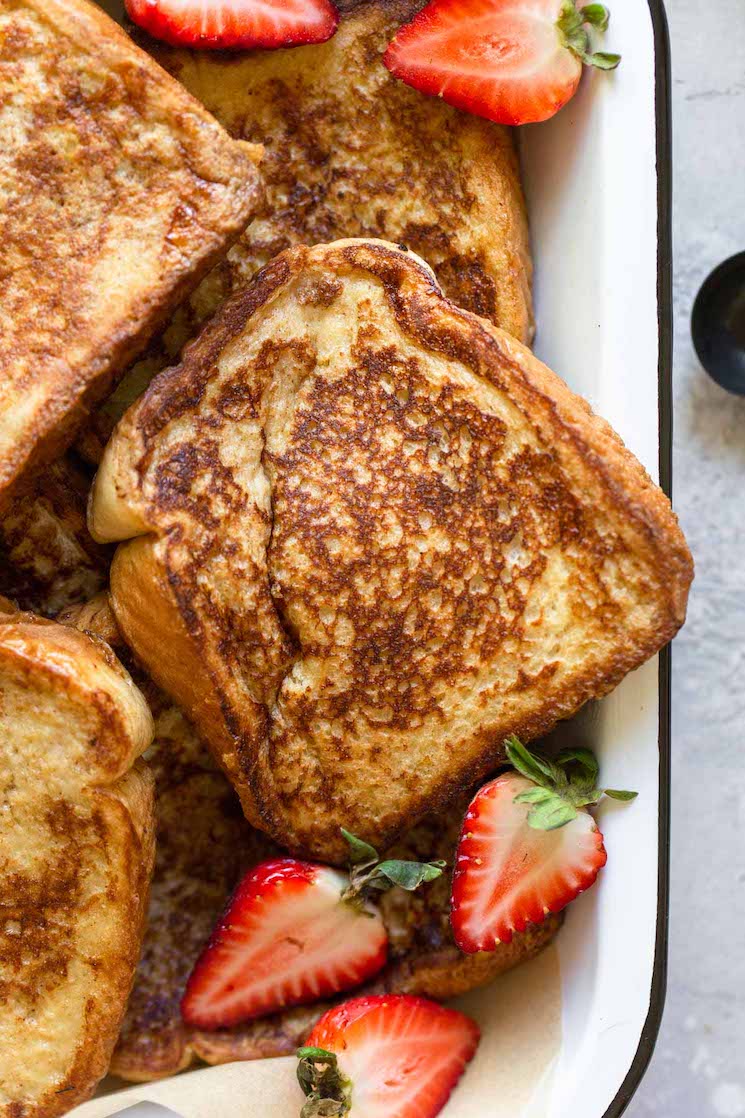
[81,1,674,1115]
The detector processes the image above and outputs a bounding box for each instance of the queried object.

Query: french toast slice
[89,238,693,864]
[137,0,532,339]
[0,455,110,615]
[0,609,155,1117]
[62,594,558,1082]
[0,0,262,506]
[79,0,532,461]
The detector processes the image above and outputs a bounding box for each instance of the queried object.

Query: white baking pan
[81,1,673,1115]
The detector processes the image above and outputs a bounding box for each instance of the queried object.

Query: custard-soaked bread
[90,239,693,864]
[0,455,110,616]
[0,0,262,505]
[0,611,155,1116]
[140,0,532,338]
[61,594,558,1082]
[79,0,532,462]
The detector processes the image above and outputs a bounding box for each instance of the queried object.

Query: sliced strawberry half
[451,737,636,952]
[181,859,386,1027]
[182,834,444,1028]
[125,0,339,51]
[383,0,621,126]
[297,995,480,1118]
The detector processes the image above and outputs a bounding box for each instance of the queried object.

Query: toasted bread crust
[0,0,262,506]
[79,0,532,463]
[0,615,155,1116]
[110,759,557,1080]
[90,239,692,863]
[145,0,532,340]
[167,915,560,1073]
[0,456,111,616]
[108,537,266,827]
[59,597,559,1083]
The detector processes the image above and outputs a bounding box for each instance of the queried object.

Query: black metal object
[691,252,745,395]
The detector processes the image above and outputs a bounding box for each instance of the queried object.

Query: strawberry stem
[556,1,621,71]
[505,736,637,830]
[339,827,445,907]
[297,1048,350,1118]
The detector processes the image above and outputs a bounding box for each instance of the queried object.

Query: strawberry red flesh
[384,0,604,126]
[181,858,387,1028]
[125,0,339,51]
[451,773,607,952]
[303,995,480,1118]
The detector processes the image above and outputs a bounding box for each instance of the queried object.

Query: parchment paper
[73,945,560,1118]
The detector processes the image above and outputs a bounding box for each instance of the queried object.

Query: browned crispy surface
[110,690,279,1082]
[146,815,560,1078]
[0,0,262,505]
[0,455,110,615]
[80,0,532,461]
[0,612,155,1117]
[89,239,693,865]
[113,738,557,1080]
[60,596,557,1082]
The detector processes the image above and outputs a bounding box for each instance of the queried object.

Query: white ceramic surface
[522,1,666,1113]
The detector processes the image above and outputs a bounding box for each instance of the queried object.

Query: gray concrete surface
[627,1,745,1114]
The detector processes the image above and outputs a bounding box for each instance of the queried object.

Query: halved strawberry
[297,995,480,1118]
[451,737,636,952]
[383,0,621,126]
[182,833,444,1028]
[125,0,339,51]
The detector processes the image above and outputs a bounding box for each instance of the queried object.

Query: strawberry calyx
[555,1,621,71]
[296,1047,351,1118]
[340,828,445,908]
[505,735,637,831]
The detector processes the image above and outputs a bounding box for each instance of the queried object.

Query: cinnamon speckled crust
[0,0,262,506]
[79,0,532,462]
[111,767,557,1080]
[60,595,558,1083]
[0,455,111,616]
[89,239,693,865]
[146,0,532,337]
[0,611,155,1117]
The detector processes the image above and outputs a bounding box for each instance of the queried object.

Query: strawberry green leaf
[297,1046,339,1065]
[505,737,636,827]
[505,736,558,788]
[573,786,638,805]
[297,1048,350,1118]
[341,828,379,866]
[514,786,554,805]
[556,747,599,785]
[557,0,620,70]
[373,859,446,891]
[526,798,578,830]
[572,790,605,807]
[585,50,621,69]
[580,3,611,31]
[341,828,444,904]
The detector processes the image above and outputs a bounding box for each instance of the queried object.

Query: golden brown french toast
[0,610,155,1116]
[61,594,558,1082]
[79,0,532,461]
[0,0,262,506]
[111,765,558,1080]
[143,0,532,338]
[0,455,110,615]
[89,239,693,864]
